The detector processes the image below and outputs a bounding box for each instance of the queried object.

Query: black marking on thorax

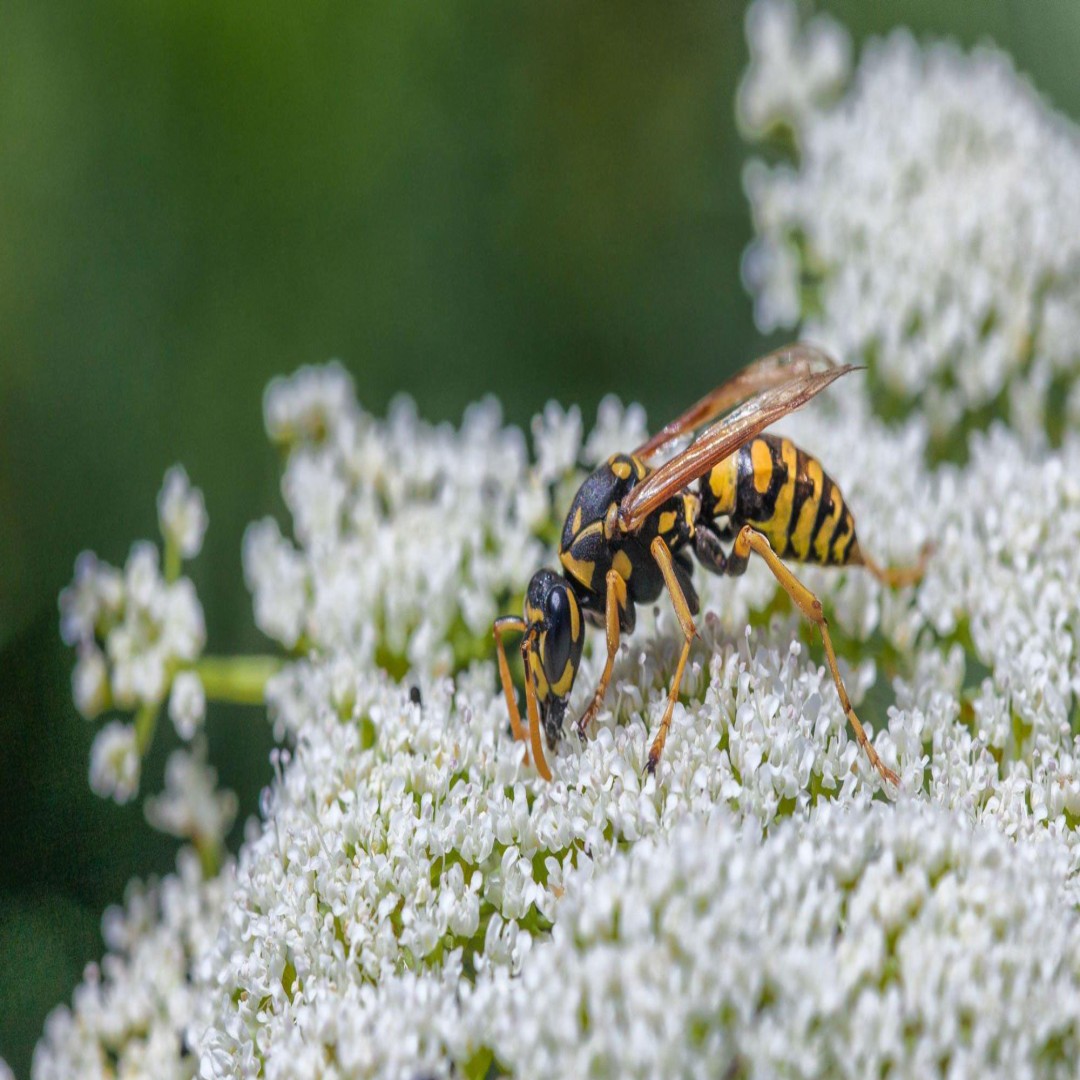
[559,453,698,623]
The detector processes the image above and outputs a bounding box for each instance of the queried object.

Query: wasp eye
[524,570,583,711]
[542,586,573,688]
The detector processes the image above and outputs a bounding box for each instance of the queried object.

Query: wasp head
[522,569,584,749]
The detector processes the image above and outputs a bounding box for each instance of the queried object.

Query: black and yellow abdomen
[701,434,860,567]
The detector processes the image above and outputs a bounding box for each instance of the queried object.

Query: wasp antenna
[522,643,552,781]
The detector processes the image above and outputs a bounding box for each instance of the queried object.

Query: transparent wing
[618,360,857,534]
[634,343,840,462]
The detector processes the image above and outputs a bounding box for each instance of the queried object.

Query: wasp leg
[645,536,698,775]
[496,616,552,780]
[575,569,628,741]
[522,641,553,781]
[854,540,933,589]
[693,522,733,575]
[731,525,899,787]
[493,616,530,749]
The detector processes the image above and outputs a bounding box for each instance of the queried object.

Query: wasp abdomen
[701,434,859,566]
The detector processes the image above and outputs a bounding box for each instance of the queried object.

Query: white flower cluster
[485,800,1080,1079]
[59,471,210,802]
[752,386,1080,848]
[168,670,206,742]
[60,536,206,721]
[32,849,231,1080]
[245,379,546,670]
[88,720,141,804]
[145,743,237,848]
[190,615,873,1075]
[195,371,1080,1076]
[39,373,1080,1077]
[158,466,208,562]
[244,368,642,675]
[736,0,851,139]
[740,0,1080,438]
[263,360,357,447]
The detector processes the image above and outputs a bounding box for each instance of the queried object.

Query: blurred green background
[1,1,1078,1073]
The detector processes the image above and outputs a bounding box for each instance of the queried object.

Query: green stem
[134,701,159,755]
[163,538,182,584]
[193,655,284,706]
[195,834,222,878]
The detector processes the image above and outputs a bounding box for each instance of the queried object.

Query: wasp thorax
[523,568,584,747]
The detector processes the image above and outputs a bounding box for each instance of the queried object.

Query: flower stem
[195,834,222,879]
[163,538,182,584]
[134,701,159,755]
[193,655,284,706]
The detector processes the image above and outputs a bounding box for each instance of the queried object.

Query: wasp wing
[618,361,857,534]
[634,343,840,462]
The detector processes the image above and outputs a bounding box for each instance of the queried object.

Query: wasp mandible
[494,345,927,785]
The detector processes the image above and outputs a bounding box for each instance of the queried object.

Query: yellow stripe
[568,590,580,642]
[571,505,583,535]
[560,550,595,589]
[560,521,602,589]
[603,502,619,539]
[813,485,844,562]
[708,456,738,515]
[551,658,575,697]
[751,439,773,494]
[529,651,549,699]
[632,455,647,479]
[768,439,798,557]
[790,457,823,560]
[658,510,677,534]
[683,493,698,537]
[611,458,632,480]
[831,510,856,563]
[612,550,632,580]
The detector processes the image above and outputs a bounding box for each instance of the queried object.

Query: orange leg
[522,649,552,781]
[494,616,552,779]
[493,616,530,747]
[733,525,899,787]
[857,540,933,589]
[494,616,555,781]
[575,569,628,740]
[645,537,698,774]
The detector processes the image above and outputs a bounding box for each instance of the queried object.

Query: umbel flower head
[740,0,1080,441]
[60,543,205,720]
[42,360,1080,1079]
[38,5,1080,1079]
[59,529,207,803]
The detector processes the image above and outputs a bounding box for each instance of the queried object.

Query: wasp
[494,345,927,785]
